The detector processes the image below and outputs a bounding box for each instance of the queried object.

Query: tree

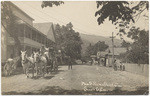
[85,41,108,57]
[121,40,131,50]
[120,27,148,64]
[95,1,149,64]
[95,1,134,25]
[40,1,148,64]
[127,27,148,55]
[96,41,109,51]
[1,1,21,57]
[92,41,109,54]
[54,22,83,60]
[41,1,148,31]
[41,1,148,37]
[41,1,64,8]
[84,43,94,58]
[95,1,148,25]
[95,1,149,36]
[55,24,64,46]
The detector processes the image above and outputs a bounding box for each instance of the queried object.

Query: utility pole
[110,32,115,67]
[98,41,100,52]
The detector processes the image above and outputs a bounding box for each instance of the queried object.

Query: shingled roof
[33,22,56,42]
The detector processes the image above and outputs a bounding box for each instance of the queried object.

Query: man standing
[65,56,72,70]
[40,45,46,56]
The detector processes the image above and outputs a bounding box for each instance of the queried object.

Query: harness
[36,55,47,64]
[36,56,42,63]
[22,55,34,67]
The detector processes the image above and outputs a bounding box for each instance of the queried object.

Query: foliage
[1,1,21,57]
[95,1,149,37]
[54,22,83,60]
[121,40,131,50]
[41,1,148,38]
[95,1,134,25]
[96,1,148,24]
[93,41,109,54]
[85,41,109,57]
[41,1,64,8]
[120,27,148,64]
[84,43,94,57]
[95,1,149,64]
[41,1,149,64]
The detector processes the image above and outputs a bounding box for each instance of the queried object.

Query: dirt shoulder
[1,65,149,95]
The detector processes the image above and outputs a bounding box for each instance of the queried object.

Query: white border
[0,0,150,96]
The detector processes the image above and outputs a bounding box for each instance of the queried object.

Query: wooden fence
[124,63,149,77]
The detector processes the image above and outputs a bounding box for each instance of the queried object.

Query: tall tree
[95,1,149,36]
[41,1,148,32]
[85,41,109,57]
[84,43,94,58]
[41,1,64,8]
[120,27,148,64]
[121,40,131,51]
[54,22,83,60]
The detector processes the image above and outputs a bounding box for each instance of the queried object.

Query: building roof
[10,1,34,21]
[100,51,108,57]
[33,22,56,42]
[90,55,97,58]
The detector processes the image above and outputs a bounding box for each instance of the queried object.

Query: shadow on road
[50,70,65,75]
[2,86,149,95]
[44,76,54,79]
[2,67,65,78]
[30,75,55,80]
[27,69,65,80]
[2,67,24,77]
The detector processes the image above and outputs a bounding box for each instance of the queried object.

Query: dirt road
[2,64,149,95]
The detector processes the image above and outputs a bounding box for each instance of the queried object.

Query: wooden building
[1,2,55,62]
[106,47,127,66]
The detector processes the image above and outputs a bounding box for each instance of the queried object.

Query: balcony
[19,37,44,48]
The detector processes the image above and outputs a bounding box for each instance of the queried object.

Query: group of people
[21,45,64,78]
[3,45,73,77]
[114,59,125,71]
[37,45,73,70]
[90,58,106,66]
[89,57,125,71]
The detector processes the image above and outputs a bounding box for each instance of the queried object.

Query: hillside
[80,33,123,54]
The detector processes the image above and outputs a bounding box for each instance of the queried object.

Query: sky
[12,1,149,41]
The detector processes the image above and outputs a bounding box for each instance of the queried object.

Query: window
[39,34,41,43]
[42,36,45,44]
[25,25,31,39]
[32,30,36,41]
[18,25,23,37]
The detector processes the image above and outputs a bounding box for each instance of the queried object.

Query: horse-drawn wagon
[20,47,60,78]
[2,46,62,78]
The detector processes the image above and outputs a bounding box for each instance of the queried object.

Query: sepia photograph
[1,1,149,95]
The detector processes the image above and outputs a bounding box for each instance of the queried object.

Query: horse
[3,56,20,76]
[21,51,35,78]
[43,50,53,74]
[33,51,47,77]
[45,47,59,73]
[41,47,53,73]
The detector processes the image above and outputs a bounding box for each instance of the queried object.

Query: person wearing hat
[40,45,46,56]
